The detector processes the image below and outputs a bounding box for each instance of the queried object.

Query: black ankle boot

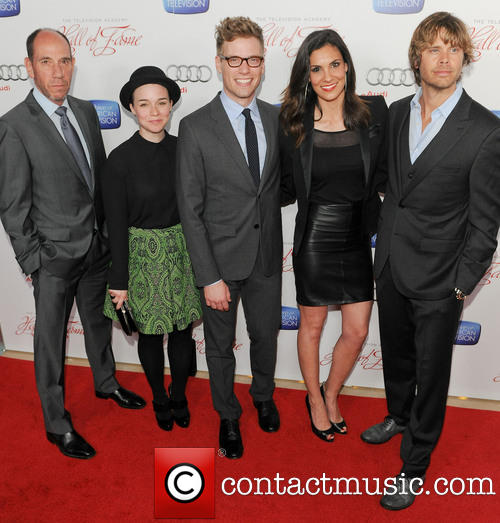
[168,384,190,428]
[152,399,173,431]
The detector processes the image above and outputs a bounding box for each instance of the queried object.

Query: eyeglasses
[219,55,264,68]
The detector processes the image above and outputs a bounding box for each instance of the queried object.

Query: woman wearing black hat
[101,66,202,431]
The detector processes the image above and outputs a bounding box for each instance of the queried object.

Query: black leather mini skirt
[293,201,374,306]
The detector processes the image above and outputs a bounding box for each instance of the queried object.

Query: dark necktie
[55,106,93,192]
[242,108,260,187]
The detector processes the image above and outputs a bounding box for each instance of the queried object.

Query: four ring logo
[0,64,28,81]
[165,463,205,503]
[166,65,212,83]
[366,67,414,87]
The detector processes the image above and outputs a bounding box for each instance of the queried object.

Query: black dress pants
[376,261,463,476]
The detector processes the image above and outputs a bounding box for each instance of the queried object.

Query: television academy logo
[372,0,424,14]
[90,100,121,129]
[322,342,383,370]
[366,67,414,87]
[479,259,499,286]
[282,245,293,273]
[0,0,20,17]
[60,23,143,57]
[16,314,84,338]
[469,24,500,60]
[355,343,383,370]
[454,321,481,346]
[281,306,300,330]
[0,64,28,81]
[163,0,209,14]
[261,22,332,59]
[166,65,212,83]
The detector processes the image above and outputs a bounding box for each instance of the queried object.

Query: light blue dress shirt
[409,82,463,164]
[33,86,91,165]
[219,89,267,176]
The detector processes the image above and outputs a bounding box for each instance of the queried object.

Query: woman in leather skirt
[280,30,387,441]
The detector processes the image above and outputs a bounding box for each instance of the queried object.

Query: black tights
[137,324,194,403]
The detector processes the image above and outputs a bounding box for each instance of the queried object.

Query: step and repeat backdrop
[1,0,499,399]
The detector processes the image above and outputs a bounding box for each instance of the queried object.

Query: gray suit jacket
[0,90,107,278]
[176,94,282,287]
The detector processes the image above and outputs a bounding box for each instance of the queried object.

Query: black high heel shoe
[320,383,348,434]
[168,383,190,428]
[153,399,173,431]
[305,395,335,442]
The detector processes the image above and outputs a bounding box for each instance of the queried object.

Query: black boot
[168,383,190,428]
[152,399,173,431]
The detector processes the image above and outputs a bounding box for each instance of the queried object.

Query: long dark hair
[280,29,370,146]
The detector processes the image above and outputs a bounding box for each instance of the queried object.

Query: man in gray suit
[0,29,145,460]
[177,16,282,459]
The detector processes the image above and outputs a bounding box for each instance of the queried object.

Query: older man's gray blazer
[0,90,107,279]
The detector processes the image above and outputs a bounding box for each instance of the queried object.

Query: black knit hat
[119,66,181,110]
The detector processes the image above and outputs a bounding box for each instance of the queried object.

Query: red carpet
[0,356,498,522]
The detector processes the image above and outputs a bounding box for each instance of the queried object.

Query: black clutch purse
[116,301,137,336]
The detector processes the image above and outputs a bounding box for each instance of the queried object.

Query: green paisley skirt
[103,224,202,334]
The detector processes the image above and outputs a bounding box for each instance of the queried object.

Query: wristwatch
[454,288,466,300]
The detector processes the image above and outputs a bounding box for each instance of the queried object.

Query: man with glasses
[177,16,282,459]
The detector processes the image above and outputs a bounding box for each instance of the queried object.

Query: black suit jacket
[374,91,500,298]
[0,90,107,279]
[280,95,388,256]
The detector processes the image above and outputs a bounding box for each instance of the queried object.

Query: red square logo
[155,448,215,518]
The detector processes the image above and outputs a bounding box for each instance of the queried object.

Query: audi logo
[366,67,414,87]
[166,65,212,83]
[0,64,29,81]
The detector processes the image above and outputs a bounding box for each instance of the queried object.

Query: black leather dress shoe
[380,474,424,510]
[253,399,280,432]
[46,430,96,459]
[96,386,146,409]
[219,419,243,459]
[360,416,406,444]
